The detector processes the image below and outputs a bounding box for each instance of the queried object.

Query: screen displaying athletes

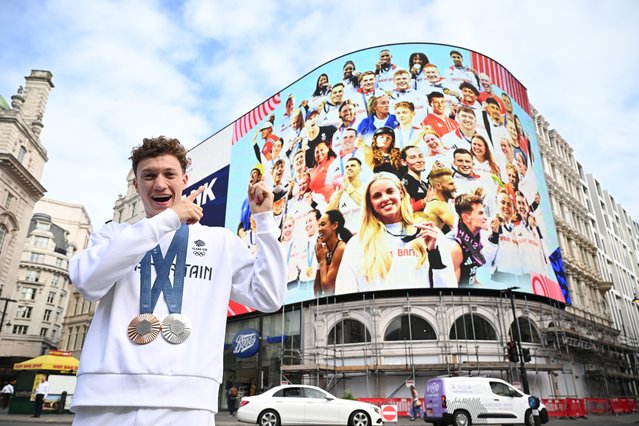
[218,43,568,306]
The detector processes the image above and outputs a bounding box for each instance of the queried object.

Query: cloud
[1,0,638,226]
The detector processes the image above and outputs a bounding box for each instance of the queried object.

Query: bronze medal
[127,314,161,344]
[161,313,191,344]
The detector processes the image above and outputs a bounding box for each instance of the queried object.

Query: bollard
[528,396,541,426]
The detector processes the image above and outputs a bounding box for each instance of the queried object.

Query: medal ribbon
[139,223,189,315]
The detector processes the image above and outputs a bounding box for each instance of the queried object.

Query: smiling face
[479,74,492,92]
[315,142,329,164]
[516,193,529,217]
[305,211,319,236]
[461,87,477,104]
[361,74,376,92]
[458,110,477,133]
[498,192,514,220]
[424,66,440,83]
[134,154,188,218]
[423,132,442,152]
[379,50,392,66]
[281,217,295,241]
[343,63,354,79]
[402,147,426,174]
[344,158,361,178]
[430,95,446,115]
[471,137,486,159]
[454,152,474,175]
[340,103,356,123]
[368,178,404,224]
[330,85,344,104]
[394,72,411,91]
[318,214,337,241]
[342,130,357,152]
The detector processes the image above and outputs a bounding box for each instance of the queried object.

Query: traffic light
[522,348,532,362]
[507,341,519,362]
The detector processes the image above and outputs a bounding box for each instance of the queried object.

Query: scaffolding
[278,290,589,398]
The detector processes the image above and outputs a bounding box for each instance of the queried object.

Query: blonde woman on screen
[335,172,456,294]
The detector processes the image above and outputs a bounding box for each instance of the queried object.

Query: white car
[237,384,382,426]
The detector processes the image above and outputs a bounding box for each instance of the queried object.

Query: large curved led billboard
[185,43,569,314]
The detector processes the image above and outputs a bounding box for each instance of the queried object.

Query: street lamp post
[0,284,18,336]
[503,286,530,394]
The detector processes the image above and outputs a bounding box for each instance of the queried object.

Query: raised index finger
[186,185,205,202]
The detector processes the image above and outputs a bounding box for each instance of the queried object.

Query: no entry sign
[381,404,398,422]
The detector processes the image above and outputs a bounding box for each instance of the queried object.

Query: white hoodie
[69,209,286,412]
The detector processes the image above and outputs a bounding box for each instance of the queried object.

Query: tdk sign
[232,329,260,358]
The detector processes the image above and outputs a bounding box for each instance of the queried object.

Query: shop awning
[13,352,79,372]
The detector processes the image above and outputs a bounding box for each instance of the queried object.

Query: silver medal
[161,313,191,344]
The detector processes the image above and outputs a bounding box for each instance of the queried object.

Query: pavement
[2,409,639,425]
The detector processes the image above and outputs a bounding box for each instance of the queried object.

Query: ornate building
[534,108,638,396]
[0,71,54,377]
[0,200,91,369]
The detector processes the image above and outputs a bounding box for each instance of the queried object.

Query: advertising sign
[186,43,569,313]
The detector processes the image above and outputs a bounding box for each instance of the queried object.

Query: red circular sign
[381,405,398,421]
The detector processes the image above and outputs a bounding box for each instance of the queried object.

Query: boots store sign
[232,329,260,358]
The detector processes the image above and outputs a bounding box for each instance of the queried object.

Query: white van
[423,376,549,426]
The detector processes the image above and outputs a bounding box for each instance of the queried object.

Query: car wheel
[258,409,281,426]
[524,409,534,426]
[348,410,371,426]
[452,410,471,426]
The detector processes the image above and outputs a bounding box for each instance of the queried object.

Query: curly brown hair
[372,146,402,172]
[130,136,188,176]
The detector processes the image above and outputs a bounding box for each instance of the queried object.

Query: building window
[12,325,28,335]
[51,275,59,286]
[35,221,50,231]
[30,252,45,263]
[40,328,48,337]
[55,258,63,268]
[449,314,498,340]
[384,314,437,341]
[16,306,33,319]
[43,309,52,321]
[47,291,55,303]
[0,225,6,256]
[33,236,48,248]
[327,319,371,345]
[25,270,40,282]
[21,287,36,300]
[17,145,27,163]
[3,192,15,210]
[509,318,542,343]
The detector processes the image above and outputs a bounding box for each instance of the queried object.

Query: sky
[1,0,638,228]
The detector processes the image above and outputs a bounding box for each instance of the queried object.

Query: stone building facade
[0,71,54,377]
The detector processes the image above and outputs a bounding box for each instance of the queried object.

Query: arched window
[509,317,542,343]
[449,314,497,340]
[384,314,436,341]
[327,319,371,345]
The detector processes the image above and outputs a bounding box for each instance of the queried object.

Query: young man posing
[69,136,286,425]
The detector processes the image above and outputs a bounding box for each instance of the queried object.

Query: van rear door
[424,379,446,420]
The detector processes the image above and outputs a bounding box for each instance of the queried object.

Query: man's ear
[133,178,139,193]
